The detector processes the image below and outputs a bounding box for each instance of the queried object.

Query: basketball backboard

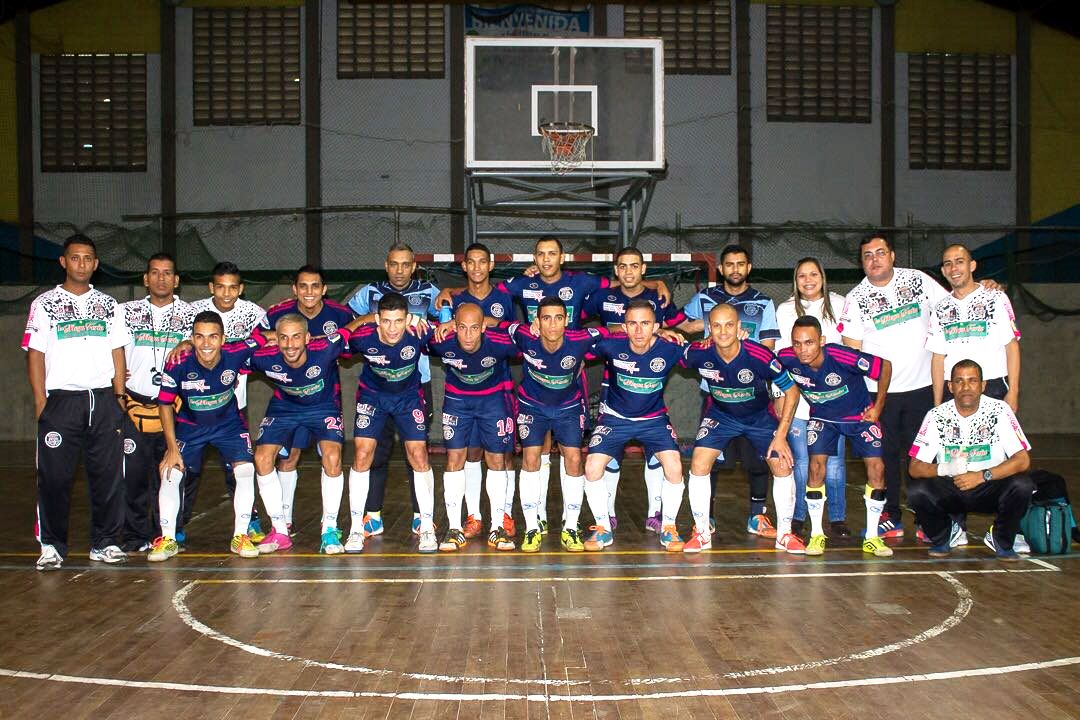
[465,37,665,170]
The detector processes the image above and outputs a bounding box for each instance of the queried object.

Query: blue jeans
[789,418,846,522]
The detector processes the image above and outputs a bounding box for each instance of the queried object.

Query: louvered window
[39,53,147,172]
[765,4,872,123]
[193,7,301,126]
[624,3,731,75]
[337,2,444,79]
[908,53,1011,170]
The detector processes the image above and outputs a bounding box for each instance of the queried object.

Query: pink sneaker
[258,529,293,554]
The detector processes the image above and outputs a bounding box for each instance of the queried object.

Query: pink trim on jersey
[517,386,584,407]
[664,310,688,328]
[20,332,30,350]
[308,338,331,351]
[445,379,514,397]
[743,340,775,364]
[354,325,378,338]
[485,332,513,345]
[324,299,353,313]
[158,389,178,404]
[566,328,604,340]
[222,341,253,354]
[266,298,297,314]
[254,346,279,358]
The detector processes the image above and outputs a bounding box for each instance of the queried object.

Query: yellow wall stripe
[1031,23,1080,221]
[896,0,1014,55]
[0,22,18,224]
[30,0,159,54]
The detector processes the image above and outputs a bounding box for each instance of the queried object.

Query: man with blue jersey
[779,316,894,557]
[509,297,605,552]
[583,300,687,552]
[346,242,439,537]
[256,266,355,535]
[428,304,520,552]
[344,292,436,553]
[250,314,351,554]
[583,246,693,535]
[151,311,290,561]
[682,244,780,540]
[449,243,516,540]
[680,305,801,554]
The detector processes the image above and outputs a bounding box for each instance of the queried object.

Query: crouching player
[778,316,894,557]
[150,311,290,561]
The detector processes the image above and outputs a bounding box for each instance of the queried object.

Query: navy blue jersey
[593,335,684,420]
[683,286,779,343]
[250,330,350,413]
[510,324,604,407]
[256,298,356,352]
[498,270,609,328]
[347,279,438,382]
[348,323,430,394]
[582,286,686,330]
[451,287,515,324]
[680,339,794,418]
[428,329,519,397]
[777,343,884,422]
[158,339,258,427]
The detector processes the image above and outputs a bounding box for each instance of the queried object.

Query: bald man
[427,304,520,552]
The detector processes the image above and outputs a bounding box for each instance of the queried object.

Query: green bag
[1021,499,1075,555]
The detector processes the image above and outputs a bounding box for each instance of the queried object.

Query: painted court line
[172,567,1055,688]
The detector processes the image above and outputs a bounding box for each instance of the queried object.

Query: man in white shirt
[907,360,1034,560]
[23,235,132,570]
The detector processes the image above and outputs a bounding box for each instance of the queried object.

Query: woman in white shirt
[775,257,851,537]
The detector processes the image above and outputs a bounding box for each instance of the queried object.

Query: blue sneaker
[320,528,344,555]
[583,525,613,552]
[928,542,951,558]
[362,514,383,537]
[246,519,266,544]
[411,514,421,535]
[175,529,187,544]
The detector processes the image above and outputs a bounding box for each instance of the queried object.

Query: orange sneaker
[747,513,777,539]
[502,512,516,538]
[775,532,806,555]
[682,527,712,553]
[462,514,483,539]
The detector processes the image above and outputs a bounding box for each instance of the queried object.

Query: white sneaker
[344,531,366,554]
[36,544,62,571]
[949,522,968,547]
[1013,534,1031,554]
[88,545,128,564]
[418,530,438,553]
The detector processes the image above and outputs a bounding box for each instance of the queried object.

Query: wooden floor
[1,440,1078,719]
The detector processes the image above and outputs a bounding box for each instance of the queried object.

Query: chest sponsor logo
[649,358,666,372]
[560,355,576,370]
[698,368,722,382]
[56,318,107,340]
[613,359,639,374]
[523,289,544,301]
[523,354,546,370]
[602,301,624,315]
[942,444,992,464]
[365,354,390,366]
[220,369,236,385]
[305,366,322,379]
[710,386,755,403]
[528,368,573,390]
[182,379,211,391]
[265,371,292,383]
[188,388,234,412]
[825,373,842,387]
[372,365,415,382]
[943,320,989,342]
[400,345,416,360]
[451,367,495,385]
[737,369,754,383]
[280,379,325,397]
[132,329,185,348]
[872,302,920,330]
[741,321,758,338]
[803,386,850,404]
[616,373,663,394]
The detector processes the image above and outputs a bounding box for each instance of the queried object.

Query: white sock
[864,486,885,539]
[604,463,620,518]
[232,464,256,537]
[538,455,552,521]
[485,469,506,532]
[688,472,711,532]
[320,471,344,533]
[348,469,370,534]
[562,474,585,528]
[502,469,517,520]
[661,480,685,527]
[584,479,611,531]
[443,469,465,531]
[415,468,436,532]
[278,469,298,525]
[806,487,826,537]
[519,469,541,532]
[644,456,664,516]
[464,460,483,520]
[256,471,288,533]
[159,467,183,539]
[772,474,796,537]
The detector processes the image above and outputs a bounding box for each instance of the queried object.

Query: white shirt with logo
[190,297,266,409]
[926,285,1019,381]
[909,397,1030,472]
[838,268,950,392]
[776,292,846,420]
[22,285,132,392]
[122,296,197,399]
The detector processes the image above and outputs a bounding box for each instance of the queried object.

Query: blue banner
[465,4,591,37]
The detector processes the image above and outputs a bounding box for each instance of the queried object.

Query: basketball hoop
[539,121,594,174]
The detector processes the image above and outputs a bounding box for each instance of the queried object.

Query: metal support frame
[465,170,660,247]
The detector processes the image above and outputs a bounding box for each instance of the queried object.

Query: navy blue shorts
[257,405,344,448]
[516,398,586,449]
[176,417,252,474]
[694,410,778,460]
[588,414,678,462]
[806,418,883,458]
[442,393,514,453]
[354,389,428,442]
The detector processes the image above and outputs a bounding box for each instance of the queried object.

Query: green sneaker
[147,536,179,562]
[538,518,550,535]
[521,529,542,553]
[560,528,584,552]
[862,535,893,557]
[320,528,344,555]
[806,534,826,556]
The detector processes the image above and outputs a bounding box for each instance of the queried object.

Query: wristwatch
[982,469,993,482]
